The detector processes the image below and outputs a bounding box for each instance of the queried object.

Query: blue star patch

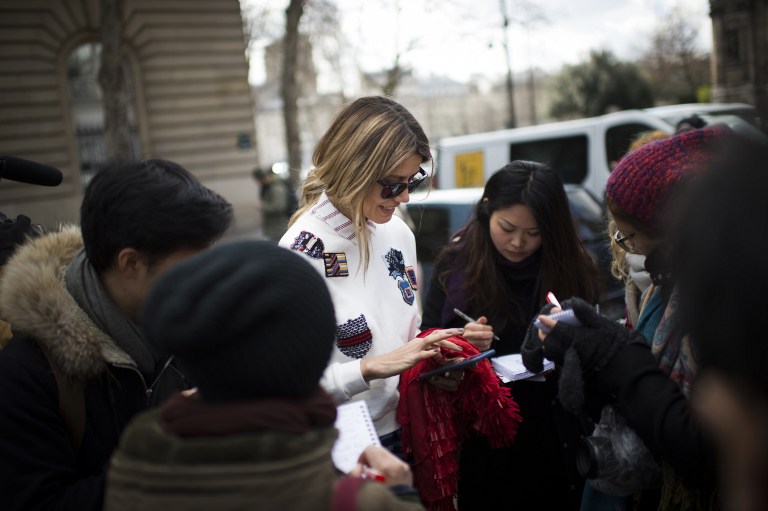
[383,248,415,306]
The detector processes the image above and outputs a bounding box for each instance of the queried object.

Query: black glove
[529,297,644,414]
[521,302,555,373]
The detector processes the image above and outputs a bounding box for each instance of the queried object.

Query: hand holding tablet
[418,349,496,380]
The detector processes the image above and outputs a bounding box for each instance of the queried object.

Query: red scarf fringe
[397,330,522,511]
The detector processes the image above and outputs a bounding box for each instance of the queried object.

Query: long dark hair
[435,161,600,328]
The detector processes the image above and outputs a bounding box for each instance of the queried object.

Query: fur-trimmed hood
[0,226,134,379]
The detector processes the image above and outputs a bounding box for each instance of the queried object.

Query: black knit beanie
[140,240,336,402]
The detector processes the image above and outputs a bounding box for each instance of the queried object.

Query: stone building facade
[710,0,768,115]
[0,0,260,235]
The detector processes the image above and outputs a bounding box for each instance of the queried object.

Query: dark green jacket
[105,408,425,511]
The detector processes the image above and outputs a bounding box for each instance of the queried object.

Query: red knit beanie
[606,125,729,230]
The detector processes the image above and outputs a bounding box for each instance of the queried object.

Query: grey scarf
[64,248,160,375]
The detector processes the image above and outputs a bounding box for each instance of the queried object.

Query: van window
[605,123,659,169]
[508,135,588,183]
[408,205,451,266]
[565,187,607,240]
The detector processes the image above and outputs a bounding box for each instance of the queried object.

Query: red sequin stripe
[338,331,372,347]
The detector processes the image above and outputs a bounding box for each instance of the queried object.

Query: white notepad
[492,353,554,383]
[331,400,381,473]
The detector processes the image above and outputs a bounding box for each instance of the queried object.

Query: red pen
[361,466,387,483]
[546,291,562,309]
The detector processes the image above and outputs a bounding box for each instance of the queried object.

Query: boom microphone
[0,156,63,187]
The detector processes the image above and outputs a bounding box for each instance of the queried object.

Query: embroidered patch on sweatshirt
[336,314,373,359]
[323,252,349,277]
[383,248,415,305]
[290,231,324,258]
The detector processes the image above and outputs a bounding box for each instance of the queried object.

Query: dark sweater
[420,250,588,510]
[421,250,542,356]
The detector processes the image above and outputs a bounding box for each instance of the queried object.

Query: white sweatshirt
[279,193,421,436]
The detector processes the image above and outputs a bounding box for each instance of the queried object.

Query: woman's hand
[348,445,413,487]
[360,328,463,382]
[461,316,495,351]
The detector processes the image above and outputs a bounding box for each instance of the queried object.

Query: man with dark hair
[0,159,233,511]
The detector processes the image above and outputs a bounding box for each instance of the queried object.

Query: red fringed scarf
[397,330,522,511]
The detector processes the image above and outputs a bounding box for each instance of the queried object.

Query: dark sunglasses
[377,168,428,199]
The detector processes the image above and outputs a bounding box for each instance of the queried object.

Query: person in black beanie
[105,240,425,511]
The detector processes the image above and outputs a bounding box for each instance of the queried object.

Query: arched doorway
[66,42,141,186]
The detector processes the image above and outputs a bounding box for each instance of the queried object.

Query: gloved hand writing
[521,302,555,373]
[524,297,645,414]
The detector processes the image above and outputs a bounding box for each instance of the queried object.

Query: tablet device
[418,349,496,380]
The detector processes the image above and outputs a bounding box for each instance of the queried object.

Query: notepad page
[332,400,381,473]
[492,353,554,382]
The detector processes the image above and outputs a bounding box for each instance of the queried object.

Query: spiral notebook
[332,400,380,473]
[492,353,554,382]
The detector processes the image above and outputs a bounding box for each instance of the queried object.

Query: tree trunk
[499,0,517,129]
[382,53,403,97]
[98,0,132,160]
[282,0,305,190]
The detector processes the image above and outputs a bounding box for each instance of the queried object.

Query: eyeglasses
[377,168,428,199]
[613,229,637,253]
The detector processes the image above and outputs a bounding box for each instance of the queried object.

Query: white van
[434,103,766,199]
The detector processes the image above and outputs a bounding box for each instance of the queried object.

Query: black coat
[596,341,718,489]
[0,228,189,511]
[421,251,590,510]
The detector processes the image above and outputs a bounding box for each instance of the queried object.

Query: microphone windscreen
[0,156,63,187]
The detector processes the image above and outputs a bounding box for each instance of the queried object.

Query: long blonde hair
[290,96,431,269]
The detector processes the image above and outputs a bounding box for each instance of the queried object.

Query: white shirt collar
[310,191,376,241]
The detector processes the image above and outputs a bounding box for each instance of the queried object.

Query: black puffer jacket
[0,227,189,511]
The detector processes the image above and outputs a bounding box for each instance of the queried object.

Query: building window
[66,42,140,186]
[508,135,588,184]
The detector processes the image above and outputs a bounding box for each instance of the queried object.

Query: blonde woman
[279,96,461,451]
[608,130,669,329]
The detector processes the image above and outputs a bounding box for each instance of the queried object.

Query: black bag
[576,405,661,496]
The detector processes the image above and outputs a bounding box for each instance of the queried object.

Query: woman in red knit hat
[525,125,736,511]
